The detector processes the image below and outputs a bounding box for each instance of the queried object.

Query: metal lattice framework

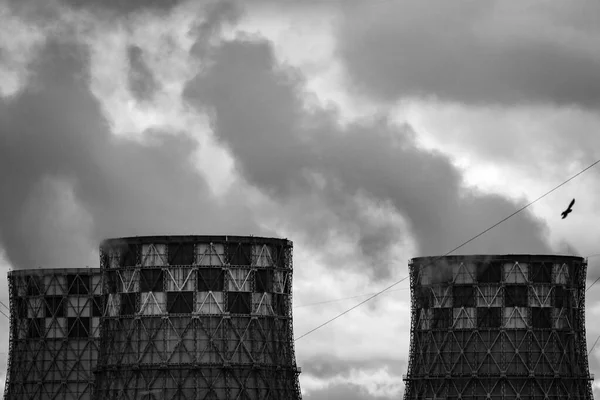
[93,235,302,400]
[4,268,102,400]
[403,254,594,400]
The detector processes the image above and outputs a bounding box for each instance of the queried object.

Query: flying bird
[561,198,575,219]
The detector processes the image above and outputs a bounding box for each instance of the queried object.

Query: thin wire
[294,158,600,342]
[586,254,600,292]
[588,334,600,356]
[294,275,410,341]
[294,287,409,308]
[296,250,600,309]
[0,308,8,320]
[0,300,9,311]
[586,276,600,293]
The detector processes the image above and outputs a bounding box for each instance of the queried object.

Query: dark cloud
[4,0,183,20]
[336,1,600,107]
[4,0,62,21]
[0,37,259,269]
[59,0,184,14]
[184,37,552,280]
[127,45,160,102]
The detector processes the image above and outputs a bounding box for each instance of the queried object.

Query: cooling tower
[4,268,103,400]
[93,235,302,400]
[403,255,594,400]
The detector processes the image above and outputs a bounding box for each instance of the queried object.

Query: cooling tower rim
[8,267,101,277]
[410,254,585,264]
[100,235,292,247]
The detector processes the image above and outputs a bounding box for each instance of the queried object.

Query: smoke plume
[184,37,552,280]
[0,37,257,269]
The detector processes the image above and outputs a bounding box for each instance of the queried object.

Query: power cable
[294,287,409,308]
[296,251,599,309]
[0,300,9,311]
[588,334,600,356]
[294,158,600,342]
[585,254,600,292]
[0,308,8,320]
[294,275,410,341]
[585,276,600,292]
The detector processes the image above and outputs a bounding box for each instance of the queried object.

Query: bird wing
[569,198,575,208]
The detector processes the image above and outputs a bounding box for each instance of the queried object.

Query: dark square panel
[28,318,44,338]
[569,263,581,284]
[120,293,137,315]
[477,262,502,283]
[198,268,224,292]
[270,246,282,269]
[16,298,27,318]
[92,296,104,317]
[67,274,90,295]
[140,269,164,292]
[228,292,251,314]
[554,286,567,308]
[532,308,552,329]
[66,274,76,293]
[453,286,475,307]
[226,243,252,266]
[477,307,501,328]
[255,269,273,293]
[416,287,431,309]
[119,244,139,267]
[79,275,90,294]
[45,296,65,317]
[531,262,552,283]
[26,277,41,296]
[167,291,194,314]
[432,308,451,329]
[68,317,89,338]
[505,285,528,307]
[430,267,453,284]
[167,243,195,266]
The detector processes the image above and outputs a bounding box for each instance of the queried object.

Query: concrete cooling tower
[4,268,103,400]
[93,236,302,400]
[403,255,594,400]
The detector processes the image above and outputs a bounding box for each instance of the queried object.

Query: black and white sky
[1,1,600,398]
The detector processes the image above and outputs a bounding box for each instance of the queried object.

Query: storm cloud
[0,37,258,269]
[60,0,185,13]
[337,1,600,107]
[8,0,185,15]
[184,37,552,280]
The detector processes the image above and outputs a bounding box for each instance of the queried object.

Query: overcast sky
[1,1,600,398]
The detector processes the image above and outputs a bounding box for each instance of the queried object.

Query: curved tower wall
[93,235,302,400]
[403,255,593,400]
[5,268,102,400]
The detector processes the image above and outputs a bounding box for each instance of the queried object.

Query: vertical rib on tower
[403,255,594,399]
[93,235,302,400]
